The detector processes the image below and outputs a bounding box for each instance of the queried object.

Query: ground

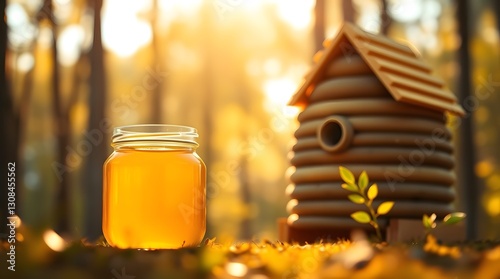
[2,228,500,279]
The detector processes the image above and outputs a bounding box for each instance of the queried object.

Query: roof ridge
[289,23,464,116]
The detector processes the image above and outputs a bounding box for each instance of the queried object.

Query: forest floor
[2,228,500,279]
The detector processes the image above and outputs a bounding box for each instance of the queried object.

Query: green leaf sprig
[422,212,466,235]
[339,166,394,241]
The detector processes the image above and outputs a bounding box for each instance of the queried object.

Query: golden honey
[103,125,206,249]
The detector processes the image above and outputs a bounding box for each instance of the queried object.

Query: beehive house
[282,22,465,243]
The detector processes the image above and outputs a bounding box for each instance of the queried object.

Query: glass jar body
[102,125,206,249]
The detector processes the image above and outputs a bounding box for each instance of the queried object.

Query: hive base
[278,218,381,243]
[386,219,466,242]
[278,218,465,243]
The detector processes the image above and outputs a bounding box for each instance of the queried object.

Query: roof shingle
[289,22,465,116]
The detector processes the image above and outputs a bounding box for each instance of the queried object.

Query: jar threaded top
[112,124,199,149]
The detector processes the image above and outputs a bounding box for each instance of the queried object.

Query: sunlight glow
[102,0,152,57]
[336,231,374,269]
[158,0,202,14]
[43,230,68,252]
[53,0,73,23]
[286,199,298,212]
[388,0,423,23]
[17,53,35,73]
[10,215,22,228]
[422,0,442,19]
[275,0,314,30]
[168,42,200,69]
[6,3,28,27]
[287,213,299,224]
[482,27,499,44]
[37,26,53,49]
[158,0,203,27]
[282,106,300,118]
[486,194,500,216]
[23,0,43,13]
[16,233,24,242]
[58,25,84,66]
[80,8,95,53]
[285,166,296,180]
[6,3,37,48]
[263,58,282,76]
[241,0,267,12]
[263,77,297,107]
[355,0,382,33]
[226,262,248,277]
[476,161,494,178]
[405,25,438,52]
[263,76,300,120]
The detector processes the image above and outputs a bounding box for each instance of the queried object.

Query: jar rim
[112,124,199,146]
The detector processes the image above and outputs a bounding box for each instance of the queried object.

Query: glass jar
[102,124,206,249]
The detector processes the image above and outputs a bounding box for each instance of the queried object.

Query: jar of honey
[102,124,206,249]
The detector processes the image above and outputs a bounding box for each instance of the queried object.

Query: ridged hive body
[284,23,464,242]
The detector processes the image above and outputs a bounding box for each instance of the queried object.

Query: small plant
[339,166,394,241]
[422,212,466,235]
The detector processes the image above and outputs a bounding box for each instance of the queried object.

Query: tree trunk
[45,0,72,235]
[314,0,325,52]
[493,1,500,52]
[342,0,355,23]
[456,0,479,240]
[15,47,35,221]
[0,0,18,240]
[380,0,391,35]
[238,74,252,240]
[83,0,107,240]
[239,158,252,239]
[149,0,163,123]
[201,1,214,236]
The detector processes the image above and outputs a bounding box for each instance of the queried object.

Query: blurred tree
[457,0,480,240]
[7,0,495,241]
[239,128,252,239]
[494,1,500,41]
[239,74,252,240]
[314,0,325,52]
[473,0,500,238]
[380,0,391,34]
[149,0,164,123]
[42,0,74,235]
[342,0,355,23]
[0,0,17,240]
[0,0,37,237]
[83,0,107,240]
[200,0,214,236]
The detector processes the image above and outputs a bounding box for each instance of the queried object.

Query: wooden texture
[284,22,464,242]
[289,22,464,116]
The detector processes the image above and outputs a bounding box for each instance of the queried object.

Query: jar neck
[112,141,198,151]
[111,124,199,152]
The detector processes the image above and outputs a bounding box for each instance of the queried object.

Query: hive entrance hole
[317,116,353,153]
[320,121,342,148]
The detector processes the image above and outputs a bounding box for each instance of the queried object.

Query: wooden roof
[289,23,465,116]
